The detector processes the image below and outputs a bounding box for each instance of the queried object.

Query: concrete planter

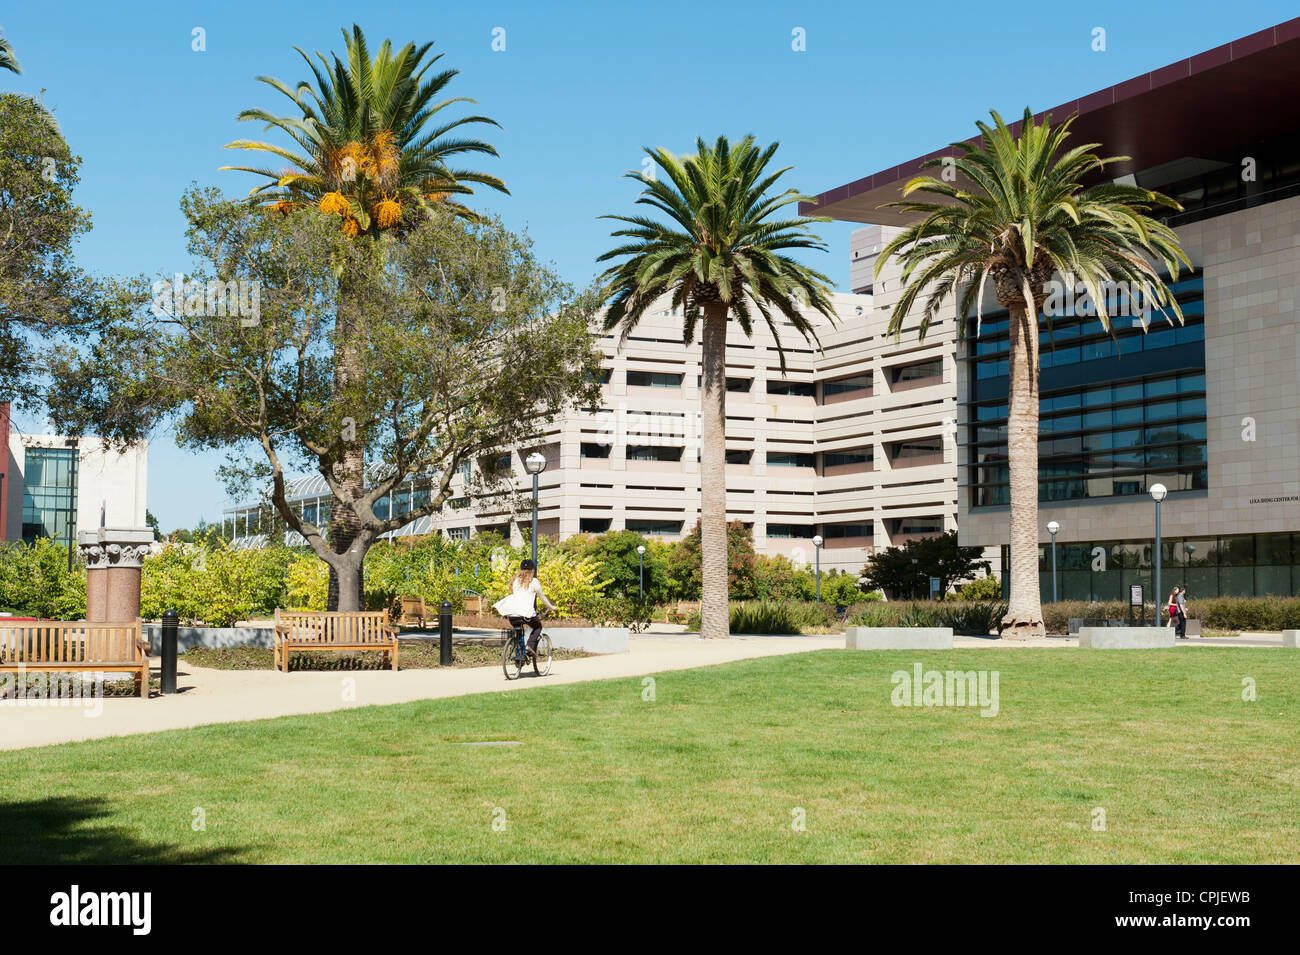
[545,627,629,654]
[846,627,953,650]
[143,624,275,654]
[1078,627,1175,648]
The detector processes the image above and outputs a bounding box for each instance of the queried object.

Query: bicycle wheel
[502,635,524,680]
[532,633,552,677]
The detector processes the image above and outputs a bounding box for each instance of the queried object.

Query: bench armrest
[136,638,152,652]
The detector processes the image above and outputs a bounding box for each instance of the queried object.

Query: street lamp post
[812,535,823,603]
[636,544,646,601]
[1047,520,1060,604]
[1150,483,1168,625]
[911,556,919,600]
[524,452,547,566]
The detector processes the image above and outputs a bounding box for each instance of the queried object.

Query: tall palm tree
[599,135,836,639]
[223,24,506,231]
[0,29,21,74]
[223,24,507,610]
[878,108,1190,638]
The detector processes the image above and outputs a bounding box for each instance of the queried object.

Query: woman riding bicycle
[493,559,555,658]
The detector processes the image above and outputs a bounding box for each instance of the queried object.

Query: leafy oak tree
[48,188,603,609]
[0,93,100,410]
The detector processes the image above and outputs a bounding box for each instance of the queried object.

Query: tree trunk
[330,549,366,613]
[698,304,730,639]
[1001,304,1045,638]
[327,519,366,611]
[328,266,367,612]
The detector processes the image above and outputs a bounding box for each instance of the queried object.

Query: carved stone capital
[77,527,155,570]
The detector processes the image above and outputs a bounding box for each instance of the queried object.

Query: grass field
[2,648,1296,863]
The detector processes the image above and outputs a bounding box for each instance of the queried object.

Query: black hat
[520,559,536,571]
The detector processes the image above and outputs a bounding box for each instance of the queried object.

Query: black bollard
[161,608,179,694]
[439,601,453,666]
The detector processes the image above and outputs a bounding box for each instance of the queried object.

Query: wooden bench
[397,597,426,629]
[0,619,150,698]
[273,610,400,672]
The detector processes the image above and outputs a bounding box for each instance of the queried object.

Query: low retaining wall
[546,628,629,654]
[1069,617,1200,635]
[1078,627,1174,649]
[143,624,274,654]
[1283,630,1298,648]
[846,627,953,650]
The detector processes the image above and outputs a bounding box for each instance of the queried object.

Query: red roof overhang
[802,17,1300,225]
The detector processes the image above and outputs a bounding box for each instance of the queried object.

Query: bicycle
[502,618,552,680]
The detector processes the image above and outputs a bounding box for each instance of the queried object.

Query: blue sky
[4,0,1297,530]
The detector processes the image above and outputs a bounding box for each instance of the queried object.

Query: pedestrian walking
[1175,586,1189,639]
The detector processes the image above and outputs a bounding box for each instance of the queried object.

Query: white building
[1,417,148,545]
[227,284,960,575]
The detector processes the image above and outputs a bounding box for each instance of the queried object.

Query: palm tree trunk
[1001,304,1045,638]
[699,304,730,639]
[327,268,367,612]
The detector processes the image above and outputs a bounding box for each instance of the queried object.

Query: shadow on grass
[0,796,247,864]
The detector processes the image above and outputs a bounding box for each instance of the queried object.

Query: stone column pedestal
[78,528,154,622]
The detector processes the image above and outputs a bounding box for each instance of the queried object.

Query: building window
[627,445,683,462]
[625,519,683,536]
[1018,532,1300,602]
[820,373,872,400]
[579,517,612,533]
[889,359,942,390]
[20,447,78,545]
[725,449,752,465]
[766,523,815,539]
[766,451,815,468]
[822,448,873,472]
[586,367,612,384]
[696,375,751,392]
[967,367,1208,507]
[766,379,815,397]
[822,522,871,539]
[446,527,471,541]
[889,438,943,467]
[581,442,612,459]
[627,370,683,388]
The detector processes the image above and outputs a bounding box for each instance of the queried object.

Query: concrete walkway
[0,635,840,752]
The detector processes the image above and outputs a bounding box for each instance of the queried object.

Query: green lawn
[2,649,1296,863]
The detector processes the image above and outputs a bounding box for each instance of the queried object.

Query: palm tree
[1,29,21,74]
[223,24,506,230]
[878,108,1190,638]
[598,135,836,638]
[223,24,507,610]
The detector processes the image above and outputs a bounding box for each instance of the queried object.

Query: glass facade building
[965,273,1207,507]
[1014,532,1300,602]
[20,447,79,545]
